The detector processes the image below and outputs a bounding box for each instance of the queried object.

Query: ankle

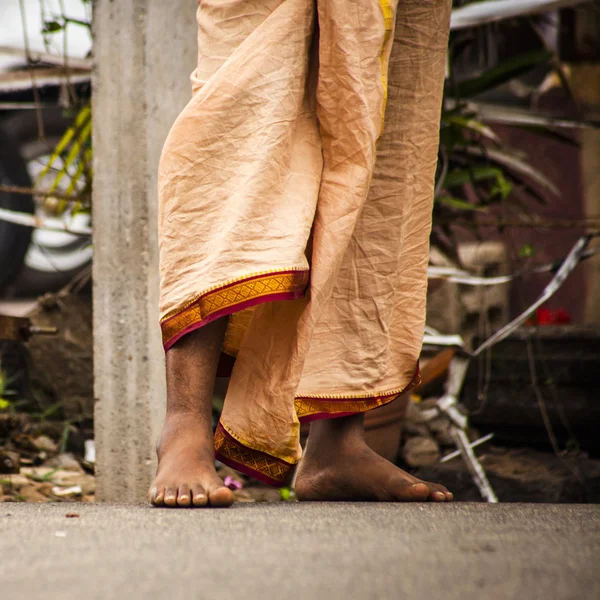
[304,414,366,458]
[156,419,215,461]
[164,408,209,422]
[159,411,214,445]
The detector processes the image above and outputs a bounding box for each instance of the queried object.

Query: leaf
[515,125,580,148]
[472,102,600,129]
[489,174,512,201]
[462,147,560,196]
[40,400,64,420]
[520,244,535,258]
[0,398,10,410]
[43,20,63,33]
[449,49,553,99]
[444,166,504,188]
[59,422,71,454]
[446,115,500,143]
[437,196,488,212]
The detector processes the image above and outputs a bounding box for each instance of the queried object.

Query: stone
[52,485,83,498]
[33,435,58,453]
[0,450,20,474]
[20,467,54,479]
[402,436,441,467]
[0,474,29,489]
[19,484,51,503]
[46,453,83,472]
[427,417,455,447]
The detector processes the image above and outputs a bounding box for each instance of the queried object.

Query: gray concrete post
[92,0,197,501]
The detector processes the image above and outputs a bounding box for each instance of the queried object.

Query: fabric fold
[158,0,452,485]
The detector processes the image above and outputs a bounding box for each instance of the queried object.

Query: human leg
[150,318,234,507]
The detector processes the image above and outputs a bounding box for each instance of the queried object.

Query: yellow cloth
[158,0,451,485]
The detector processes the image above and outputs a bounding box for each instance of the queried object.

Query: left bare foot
[149,318,233,508]
[149,412,234,508]
[295,413,453,502]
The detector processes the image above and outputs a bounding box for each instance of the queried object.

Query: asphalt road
[1,502,598,600]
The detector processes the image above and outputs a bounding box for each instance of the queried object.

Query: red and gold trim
[294,365,421,424]
[161,269,309,351]
[214,422,296,487]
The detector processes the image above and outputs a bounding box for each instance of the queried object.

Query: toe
[177,485,192,507]
[389,479,431,501]
[149,486,165,506]
[191,484,208,507]
[164,486,178,507]
[431,490,447,502]
[207,485,235,507]
[408,482,431,501]
[429,482,453,502]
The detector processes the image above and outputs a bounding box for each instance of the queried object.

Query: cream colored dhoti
[158,0,451,485]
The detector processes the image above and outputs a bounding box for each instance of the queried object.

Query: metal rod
[451,426,499,503]
[28,326,58,336]
[440,433,494,463]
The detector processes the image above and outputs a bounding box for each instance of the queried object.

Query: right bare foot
[295,412,453,503]
[149,413,234,507]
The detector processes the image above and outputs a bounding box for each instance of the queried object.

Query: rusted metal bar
[0,315,57,342]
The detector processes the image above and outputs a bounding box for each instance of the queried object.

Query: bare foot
[149,318,234,508]
[150,413,234,507]
[295,413,453,502]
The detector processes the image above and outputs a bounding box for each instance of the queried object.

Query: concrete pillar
[92,0,197,501]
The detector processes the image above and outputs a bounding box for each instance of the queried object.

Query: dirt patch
[413,446,600,503]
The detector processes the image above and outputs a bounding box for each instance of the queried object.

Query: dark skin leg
[149,318,234,507]
[295,413,453,502]
[149,319,451,505]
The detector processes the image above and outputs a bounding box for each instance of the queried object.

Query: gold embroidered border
[161,270,309,348]
[214,423,294,486]
[295,369,421,420]
[378,0,394,129]
[295,395,391,420]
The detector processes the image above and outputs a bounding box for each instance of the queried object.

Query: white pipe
[451,0,589,31]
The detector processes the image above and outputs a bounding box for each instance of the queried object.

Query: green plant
[431,6,583,264]
[0,365,19,411]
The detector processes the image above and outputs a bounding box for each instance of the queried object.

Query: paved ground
[0,502,598,600]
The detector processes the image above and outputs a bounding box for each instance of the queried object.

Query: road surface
[0,502,598,599]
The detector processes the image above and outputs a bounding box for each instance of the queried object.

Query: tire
[0,125,34,295]
[4,108,92,296]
